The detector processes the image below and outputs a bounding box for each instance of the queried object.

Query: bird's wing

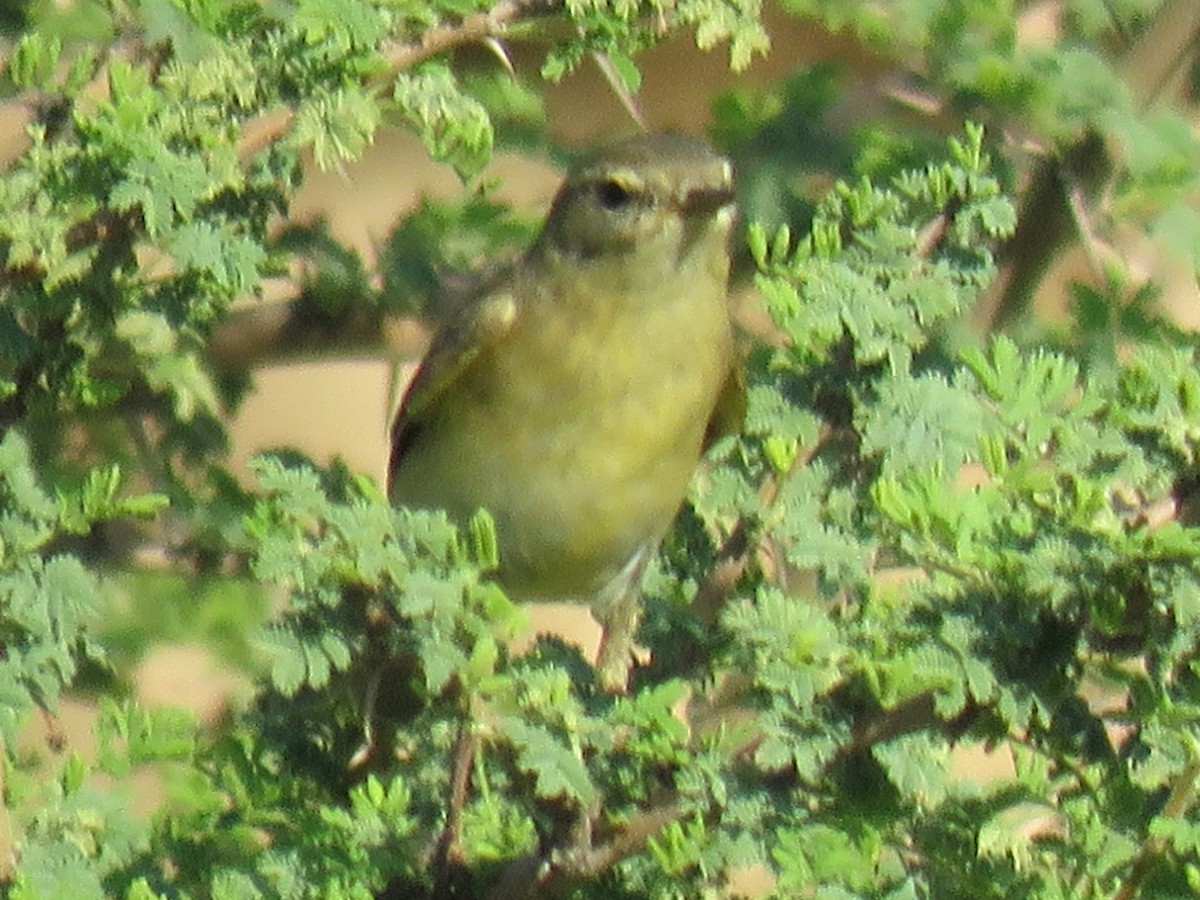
[702,356,746,452]
[388,287,519,475]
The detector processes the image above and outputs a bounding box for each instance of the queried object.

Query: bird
[387,132,742,690]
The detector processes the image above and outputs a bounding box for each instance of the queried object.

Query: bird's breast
[395,259,734,600]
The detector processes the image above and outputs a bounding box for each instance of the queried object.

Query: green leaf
[872,732,951,809]
[499,717,598,805]
[295,86,381,171]
[12,840,105,900]
[291,0,390,51]
[168,222,266,294]
[393,63,493,180]
[7,33,63,88]
[977,802,1069,868]
[141,0,223,62]
[860,372,987,476]
[773,823,880,893]
[605,50,642,91]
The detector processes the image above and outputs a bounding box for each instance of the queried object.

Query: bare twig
[486,799,681,900]
[432,720,479,897]
[1111,747,1200,900]
[983,0,1200,329]
[206,301,426,372]
[482,680,955,899]
[1116,0,1200,111]
[1063,175,1121,282]
[983,133,1110,331]
[691,424,830,628]
[690,517,751,627]
[913,209,951,259]
[384,0,551,74]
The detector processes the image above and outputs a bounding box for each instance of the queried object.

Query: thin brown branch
[235,108,295,161]
[1117,0,1200,112]
[432,721,478,898]
[1063,173,1121,282]
[486,799,681,900]
[982,0,1200,330]
[383,0,553,74]
[982,132,1111,331]
[913,209,951,259]
[846,692,941,757]
[565,801,682,879]
[1111,750,1200,900]
[691,424,830,628]
[0,207,139,292]
[690,517,751,628]
[482,682,956,899]
[237,1,555,163]
[206,299,426,372]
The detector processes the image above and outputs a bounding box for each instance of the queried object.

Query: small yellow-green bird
[387,133,742,690]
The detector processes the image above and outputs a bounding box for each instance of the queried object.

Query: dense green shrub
[2,0,1200,897]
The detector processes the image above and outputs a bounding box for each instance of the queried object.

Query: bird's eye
[594,179,634,210]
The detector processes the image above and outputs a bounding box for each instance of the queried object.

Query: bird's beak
[680,184,736,218]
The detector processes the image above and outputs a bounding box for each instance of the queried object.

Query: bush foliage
[2,0,1200,897]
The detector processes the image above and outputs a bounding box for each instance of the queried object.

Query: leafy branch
[4,0,1200,897]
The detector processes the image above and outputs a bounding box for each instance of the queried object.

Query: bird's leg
[594,588,641,693]
[592,549,651,693]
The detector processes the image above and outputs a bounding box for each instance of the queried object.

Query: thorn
[483,37,517,77]
[589,51,647,131]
